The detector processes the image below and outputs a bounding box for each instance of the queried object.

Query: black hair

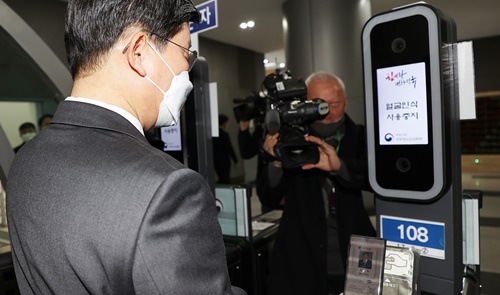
[38,114,53,127]
[19,122,36,132]
[64,0,200,79]
[219,114,229,126]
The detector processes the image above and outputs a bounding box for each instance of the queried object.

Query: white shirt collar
[65,97,145,136]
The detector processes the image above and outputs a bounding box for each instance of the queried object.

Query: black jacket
[257,114,375,294]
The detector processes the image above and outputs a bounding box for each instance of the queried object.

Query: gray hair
[305,71,346,96]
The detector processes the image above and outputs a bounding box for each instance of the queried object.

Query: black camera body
[234,71,329,169]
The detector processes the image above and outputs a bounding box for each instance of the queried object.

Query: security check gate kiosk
[362,3,463,294]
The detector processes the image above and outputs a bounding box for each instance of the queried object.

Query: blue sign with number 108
[381,215,445,250]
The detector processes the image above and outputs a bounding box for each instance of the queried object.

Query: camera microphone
[265,109,281,135]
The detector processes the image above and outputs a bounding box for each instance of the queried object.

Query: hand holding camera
[301,135,341,172]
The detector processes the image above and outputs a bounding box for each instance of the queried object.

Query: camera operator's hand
[263,133,282,168]
[302,135,341,172]
[263,133,278,156]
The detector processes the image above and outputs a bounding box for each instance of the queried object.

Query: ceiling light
[239,21,255,30]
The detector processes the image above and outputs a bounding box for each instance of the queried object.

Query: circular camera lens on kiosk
[396,157,411,173]
[391,37,406,53]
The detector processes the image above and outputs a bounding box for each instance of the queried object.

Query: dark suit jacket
[358,259,372,269]
[7,101,244,294]
[257,114,376,295]
[13,142,25,153]
[213,128,238,183]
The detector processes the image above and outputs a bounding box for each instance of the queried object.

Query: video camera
[233,71,329,169]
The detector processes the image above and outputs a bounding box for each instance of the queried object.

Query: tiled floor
[250,173,500,294]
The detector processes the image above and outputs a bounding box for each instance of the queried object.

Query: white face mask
[21,132,36,142]
[145,41,193,127]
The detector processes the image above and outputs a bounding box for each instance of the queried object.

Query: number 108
[397,224,429,243]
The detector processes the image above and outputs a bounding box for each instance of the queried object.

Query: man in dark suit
[213,114,238,184]
[6,0,244,294]
[358,252,373,269]
[257,72,376,295]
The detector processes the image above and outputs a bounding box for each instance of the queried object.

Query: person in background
[237,119,262,161]
[38,114,53,131]
[257,71,375,294]
[237,119,281,214]
[6,0,244,294]
[213,114,238,184]
[13,122,36,153]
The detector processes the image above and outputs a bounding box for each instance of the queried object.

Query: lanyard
[335,129,341,154]
[320,128,342,153]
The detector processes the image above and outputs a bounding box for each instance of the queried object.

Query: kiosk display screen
[376,62,428,146]
[160,124,182,152]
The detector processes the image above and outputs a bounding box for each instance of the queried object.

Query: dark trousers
[214,161,230,184]
[327,274,345,295]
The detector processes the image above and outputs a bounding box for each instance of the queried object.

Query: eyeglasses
[143,30,197,71]
[122,31,198,71]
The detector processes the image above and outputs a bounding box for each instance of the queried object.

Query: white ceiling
[192,0,500,54]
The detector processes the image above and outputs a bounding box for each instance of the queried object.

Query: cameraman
[257,72,375,294]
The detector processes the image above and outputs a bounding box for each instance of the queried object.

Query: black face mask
[309,115,345,139]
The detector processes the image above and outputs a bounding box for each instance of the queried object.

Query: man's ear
[123,32,149,77]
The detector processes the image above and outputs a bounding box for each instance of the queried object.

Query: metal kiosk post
[362,3,464,294]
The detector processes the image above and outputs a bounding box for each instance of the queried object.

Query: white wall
[0,102,38,149]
